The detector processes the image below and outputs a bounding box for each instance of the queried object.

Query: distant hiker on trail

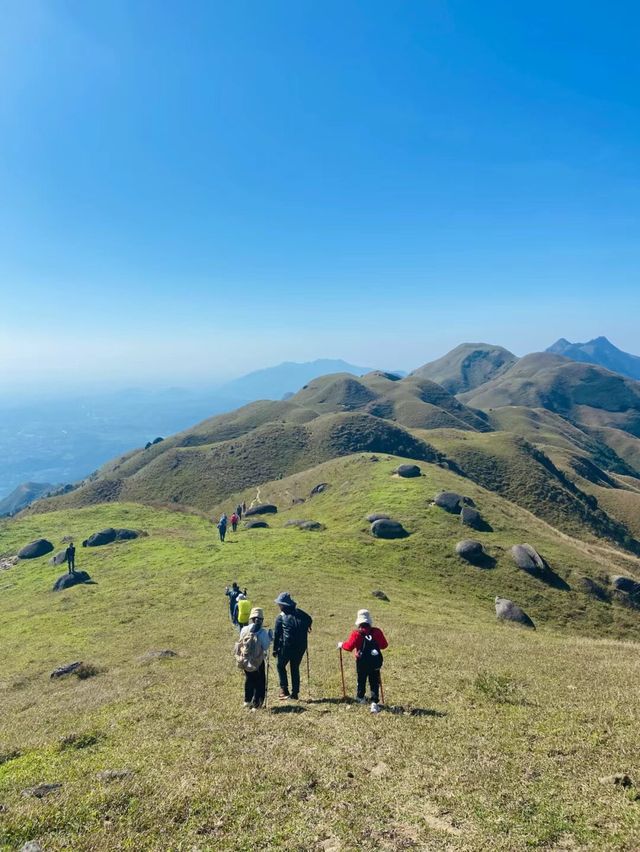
[65,542,76,574]
[242,500,247,515]
[230,512,239,533]
[273,592,312,701]
[235,607,272,709]
[225,582,241,624]
[217,514,227,542]
[234,593,252,632]
[338,609,388,714]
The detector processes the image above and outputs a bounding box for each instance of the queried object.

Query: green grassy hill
[460,353,640,438]
[1,454,640,851]
[411,342,518,394]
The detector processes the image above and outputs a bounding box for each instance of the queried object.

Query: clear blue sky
[1,0,639,391]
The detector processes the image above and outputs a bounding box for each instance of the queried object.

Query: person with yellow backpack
[234,593,252,632]
[234,607,272,709]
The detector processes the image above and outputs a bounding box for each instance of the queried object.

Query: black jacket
[273,607,312,656]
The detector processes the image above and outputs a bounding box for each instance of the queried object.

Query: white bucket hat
[355,609,373,627]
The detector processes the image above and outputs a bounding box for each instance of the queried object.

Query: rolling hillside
[411,342,518,394]
[1,454,639,850]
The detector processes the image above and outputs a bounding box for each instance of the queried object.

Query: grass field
[1,455,640,850]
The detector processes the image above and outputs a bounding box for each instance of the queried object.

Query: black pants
[219,527,226,542]
[244,662,266,706]
[232,522,237,532]
[67,557,75,573]
[356,662,381,703]
[276,648,305,697]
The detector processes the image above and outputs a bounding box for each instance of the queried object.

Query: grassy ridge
[1,456,640,849]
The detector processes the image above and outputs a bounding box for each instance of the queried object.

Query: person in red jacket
[338,609,388,713]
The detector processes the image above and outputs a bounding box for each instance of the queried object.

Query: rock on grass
[18,539,54,560]
[495,596,535,629]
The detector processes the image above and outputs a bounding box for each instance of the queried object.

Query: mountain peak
[545,337,640,381]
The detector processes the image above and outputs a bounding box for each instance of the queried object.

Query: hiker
[338,609,388,714]
[242,500,247,515]
[65,542,76,574]
[225,582,241,624]
[235,607,272,709]
[217,514,227,542]
[234,593,252,632]
[236,503,243,520]
[273,592,312,701]
[230,512,239,533]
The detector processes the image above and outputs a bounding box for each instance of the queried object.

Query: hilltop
[412,342,517,394]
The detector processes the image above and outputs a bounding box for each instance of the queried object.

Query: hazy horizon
[2,2,639,394]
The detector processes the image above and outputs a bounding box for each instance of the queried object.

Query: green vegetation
[2,455,640,850]
[411,342,517,394]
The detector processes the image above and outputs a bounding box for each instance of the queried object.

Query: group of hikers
[225,582,388,713]
[215,502,247,542]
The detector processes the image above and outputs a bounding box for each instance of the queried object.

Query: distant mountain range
[219,359,374,401]
[0,482,58,517]
[546,336,640,381]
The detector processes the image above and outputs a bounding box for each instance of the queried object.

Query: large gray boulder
[284,519,325,531]
[18,539,54,560]
[460,506,491,532]
[52,571,92,592]
[495,596,535,629]
[611,575,640,596]
[370,519,408,539]
[84,528,116,547]
[49,549,68,566]
[511,544,569,590]
[244,504,278,517]
[245,520,269,529]
[433,492,474,514]
[455,540,484,560]
[394,464,421,478]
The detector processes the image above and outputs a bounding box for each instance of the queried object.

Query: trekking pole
[339,647,346,700]
[379,670,385,705]
[306,648,311,700]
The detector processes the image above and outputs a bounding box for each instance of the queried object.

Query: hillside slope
[1,455,639,850]
[461,353,640,438]
[412,342,517,394]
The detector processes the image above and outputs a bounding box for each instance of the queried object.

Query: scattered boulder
[50,661,83,679]
[577,577,609,602]
[511,544,570,590]
[245,520,269,529]
[244,504,278,517]
[456,539,483,560]
[310,483,329,496]
[433,492,474,514]
[22,783,62,799]
[97,769,134,782]
[84,528,143,547]
[49,550,68,567]
[17,539,54,560]
[366,513,390,523]
[455,540,496,568]
[370,519,408,539]
[292,497,306,505]
[0,555,18,571]
[460,506,492,532]
[611,575,640,596]
[21,842,44,852]
[284,520,324,531]
[394,464,421,478]
[52,571,92,592]
[372,590,390,602]
[495,596,535,629]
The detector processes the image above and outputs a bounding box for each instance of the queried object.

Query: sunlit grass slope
[1,456,639,851]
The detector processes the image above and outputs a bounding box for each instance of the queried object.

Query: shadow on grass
[307,697,355,705]
[384,706,447,717]
[269,705,307,714]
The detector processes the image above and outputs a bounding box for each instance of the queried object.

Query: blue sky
[1,0,639,390]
